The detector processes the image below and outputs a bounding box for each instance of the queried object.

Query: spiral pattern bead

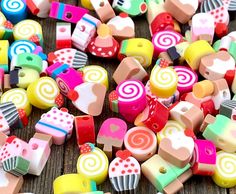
[77,147,108,185]
[124,127,157,161]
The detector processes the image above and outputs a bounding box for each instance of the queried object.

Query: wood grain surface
[14,0,236,194]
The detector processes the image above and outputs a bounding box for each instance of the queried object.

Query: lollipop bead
[75,115,95,146]
[0,0,27,24]
[0,40,9,72]
[49,2,89,23]
[53,174,97,194]
[77,144,109,185]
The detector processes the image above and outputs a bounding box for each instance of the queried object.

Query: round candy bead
[77,145,109,185]
[150,65,178,98]
[82,65,109,90]
[152,30,182,58]
[124,126,157,162]
[184,40,215,70]
[192,80,214,98]
[1,88,32,116]
[9,40,37,60]
[212,151,236,188]
[13,19,43,46]
[53,174,97,194]
[174,66,198,94]
[0,0,27,24]
[16,68,40,89]
[27,77,60,109]
[157,120,185,144]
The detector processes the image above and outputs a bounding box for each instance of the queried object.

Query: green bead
[17,53,43,73]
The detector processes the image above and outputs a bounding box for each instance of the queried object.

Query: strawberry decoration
[18,109,28,127]
[55,93,64,108]
[116,150,132,160]
[30,35,41,46]
[80,143,95,154]
[4,21,13,29]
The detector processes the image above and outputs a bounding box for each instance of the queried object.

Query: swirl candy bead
[53,174,97,194]
[0,0,27,24]
[77,144,109,185]
[174,66,198,95]
[124,126,157,161]
[152,30,183,58]
[1,88,32,116]
[13,20,43,47]
[212,151,236,188]
[150,65,178,98]
[27,77,60,109]
[116,80,147,122]
[82,65,109,90]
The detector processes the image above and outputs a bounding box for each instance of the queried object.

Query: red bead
[215,23,228,38]
[224,69,235,87]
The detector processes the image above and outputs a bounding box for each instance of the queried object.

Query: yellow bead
[212,151,236,188]
[77,147,109,185]
[17,68,40,89]
[82,65,109,90]
[192,80,214,98]
[184,40,215,70]
[27,77,59,109]
[150,65,178,98]
[53,174,97,194]
[119,38,154,67]
[81,0,94,10]
[1,88,32,116]
[0,40,9,72]
[0,12,6,26]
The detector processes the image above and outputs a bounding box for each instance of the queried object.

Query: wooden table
[14,0,236,193]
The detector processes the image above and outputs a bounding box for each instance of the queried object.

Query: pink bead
[49,2,89,23]
[191,139,216,176]
[0,69,4,95]
[152,30,183,58]
[116,80,147,123]
[56,68,83,96]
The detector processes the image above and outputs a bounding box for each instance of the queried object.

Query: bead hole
[19,72,25,77]
[32,143,38,150]
[66,12,72,19]
[159,167,167,174]
[205,148,213,155]
[181,107,188,112]
[26,56,33,61]
[100,1,105,7]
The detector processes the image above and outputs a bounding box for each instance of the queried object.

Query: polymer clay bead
[82,65,109,90]
[150,65,178,98]
[124,126,157,161]
[199,51,235,81]
[184,40,215,70]
[118,38,154,67]
[8,40,37,61]
[116,80,147,122]
[192,80,214,99]
[13,20,43,47]
[56,22,71,50]
[0,0,27,24]
[157,120,185,144]
[88,24,119,58]
[49,2,88,23]
[0,167,24,194]
[141,154,192,193]
[72,14,101,51]
[56,67,84,96]
[27,77,60,109]
[0,40,9,72]
[77,144,109,185]
[75,115,95,146]
[146,0,165,24]
[109,150,141,192]
[212,151,236,188]
[68,82,106,116]
[0,20,14,40]
[112,0,147,17]
[0,69,3,96]
[113,57,148,85]
[35,107,74,145]
[97,118,127,159]
[107,13,135,40]
[81,0,94,10]
[190,139,216,176]
[158,131,194,168]
[53,174,97,194]
[1,88,32,116]
[164,0,198,23]
[220,100,236,119]
[203,114,236,153]
[174,66,198,95]
[90,0,115,22]
[152,30,183,58]
[191,13,215,44]
[170,101,204,132]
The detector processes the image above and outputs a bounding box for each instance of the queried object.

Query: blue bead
[1,0,27,24]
